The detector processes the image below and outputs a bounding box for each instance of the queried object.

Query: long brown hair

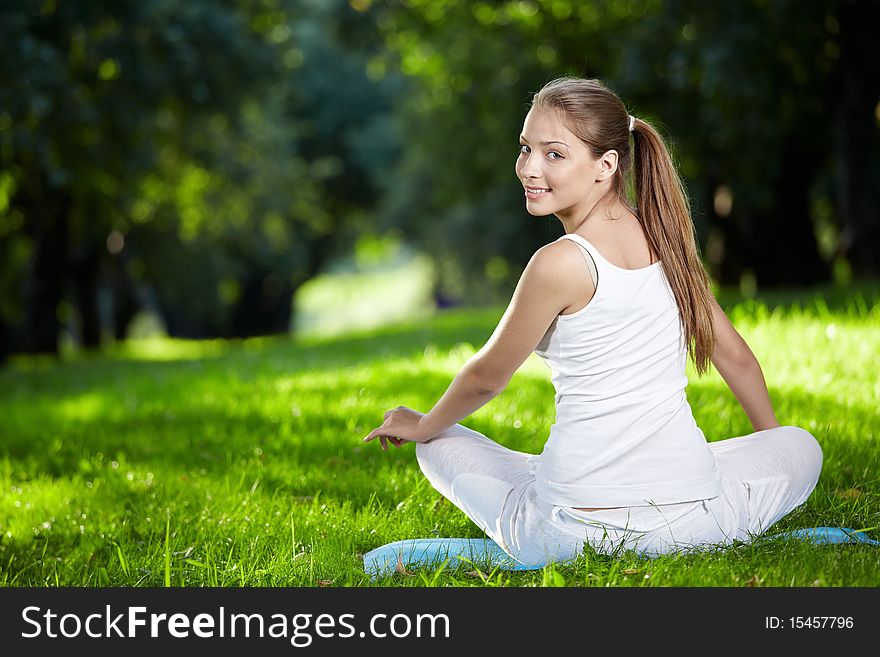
[532,76,716,376]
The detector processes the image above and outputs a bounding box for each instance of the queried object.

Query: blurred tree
[614,0,879,286]
[120,0,404,339]
[4,0,874,363]
[0,0,403,358]
[833,0,880,279]
[376,0,879,300]
[0,0,279,357]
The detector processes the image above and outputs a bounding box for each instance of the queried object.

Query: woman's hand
[362,406,431,451]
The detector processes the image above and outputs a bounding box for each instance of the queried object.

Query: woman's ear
[596,149,619,181]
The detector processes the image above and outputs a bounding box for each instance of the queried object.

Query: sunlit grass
[0,283,878,587]
[293,251,436,338]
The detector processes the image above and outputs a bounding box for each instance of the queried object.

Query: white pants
[415,423,823,565]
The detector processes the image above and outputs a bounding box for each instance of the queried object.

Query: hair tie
[628,115,635,132]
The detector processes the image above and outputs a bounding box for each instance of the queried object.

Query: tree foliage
[0,0,402,357]
[375,0,879,302]
[1,0,877,361]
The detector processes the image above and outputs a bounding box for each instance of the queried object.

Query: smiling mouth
[525,186,551,196]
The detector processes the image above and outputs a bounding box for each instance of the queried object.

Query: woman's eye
[518,144,562,160]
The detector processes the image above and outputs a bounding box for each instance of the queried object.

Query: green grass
[1,283,878,587]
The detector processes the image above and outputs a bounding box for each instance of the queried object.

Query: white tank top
[532,233,723,507]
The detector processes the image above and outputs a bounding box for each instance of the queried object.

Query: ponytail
[630,118,716,375]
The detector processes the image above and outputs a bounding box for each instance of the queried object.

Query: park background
[0,0,878,586]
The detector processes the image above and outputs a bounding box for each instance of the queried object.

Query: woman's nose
[519,154,540,178]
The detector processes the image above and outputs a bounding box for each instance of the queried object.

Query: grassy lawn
[1,283,878,587]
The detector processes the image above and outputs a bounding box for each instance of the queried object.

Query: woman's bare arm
[364,241,585,448]
[708,295,781,432]
[414,241,584,440]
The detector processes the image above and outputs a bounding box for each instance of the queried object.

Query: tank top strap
[561,233,662,275]
[557,234,599,287]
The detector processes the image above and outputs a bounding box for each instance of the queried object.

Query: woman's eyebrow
[519,134,569,147]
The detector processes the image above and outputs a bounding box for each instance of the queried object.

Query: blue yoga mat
[362,527,879,578]
[764,526,880,546]
[363,538,545,578]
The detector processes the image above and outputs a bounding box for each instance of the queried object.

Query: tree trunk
[228,233,337,338]
[0,318,8,366]
[159,302,211,339]
[699,173,746,288]
[108,254,142,341]
[69,243,102,349]
[833,0,880,278]
[752,134,830,287]
[20,176,71,356]
[230,271,294,338]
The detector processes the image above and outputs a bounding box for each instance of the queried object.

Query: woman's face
[515,106,611,221]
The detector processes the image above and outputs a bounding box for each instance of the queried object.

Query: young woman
[362,77,823,565]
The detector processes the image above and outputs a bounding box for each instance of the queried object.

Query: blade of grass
[114,541,129,578]
[164,510,171,587]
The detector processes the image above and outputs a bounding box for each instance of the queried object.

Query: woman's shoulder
[523,239,594,308]
[537,235,586,255]
[531,237,590,272]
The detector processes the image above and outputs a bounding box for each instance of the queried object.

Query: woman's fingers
[363,409,415,450]
[363,425,388,442]
[362,428,406,450]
